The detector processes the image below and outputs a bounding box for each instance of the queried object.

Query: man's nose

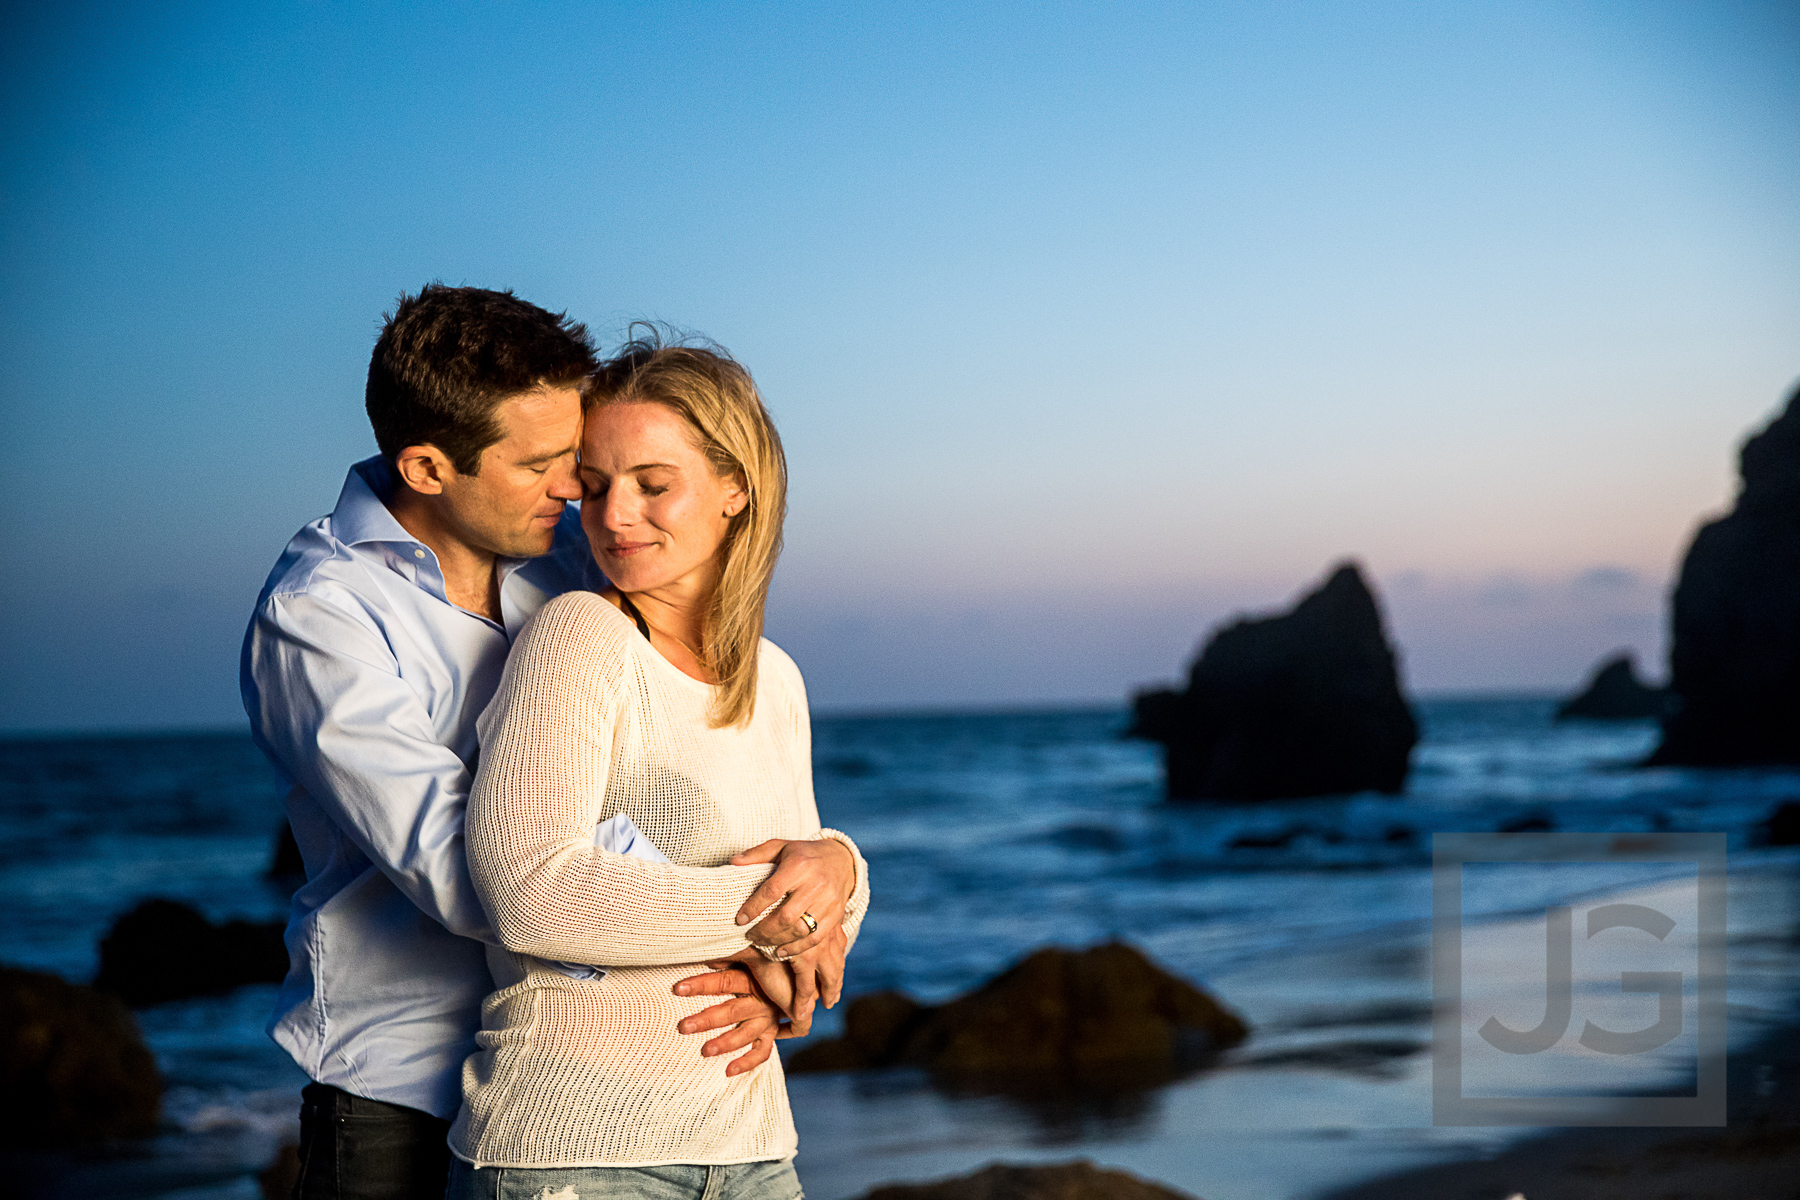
[547,462,583,501]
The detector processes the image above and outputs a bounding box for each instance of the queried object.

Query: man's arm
[244,589,497,941]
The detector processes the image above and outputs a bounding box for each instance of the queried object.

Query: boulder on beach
[1128,562,1417,800]
[787,942,1248,1087]
[1555,652,1668,721]
[260,1143,302,1199]
[0,964,163,1147]
[858,1161,1201,1200]
[94,898,288,1007]
[1650,387,1800,766]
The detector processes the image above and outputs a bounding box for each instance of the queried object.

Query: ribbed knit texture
[450,592,869,1168]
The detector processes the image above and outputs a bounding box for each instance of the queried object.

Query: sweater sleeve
[467,595,775,966]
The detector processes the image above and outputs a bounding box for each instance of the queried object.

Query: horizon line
[0,687,1591,742]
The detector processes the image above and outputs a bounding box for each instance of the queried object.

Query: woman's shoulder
[757,637,807,700]
[518,590,639,667]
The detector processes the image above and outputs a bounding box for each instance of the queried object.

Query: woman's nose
[602,489,638,529]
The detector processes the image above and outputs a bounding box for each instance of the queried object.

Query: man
[242,285,854,1198]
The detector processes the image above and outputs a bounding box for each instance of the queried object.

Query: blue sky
[2,0,1797,731]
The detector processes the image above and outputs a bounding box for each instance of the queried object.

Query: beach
[2,700,1797,1199]
[1322,1018,1800,1200]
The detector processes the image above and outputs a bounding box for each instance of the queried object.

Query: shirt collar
[330,455,533,629]
[331,456,417,548]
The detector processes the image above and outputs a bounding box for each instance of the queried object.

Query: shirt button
[414,549,426,559]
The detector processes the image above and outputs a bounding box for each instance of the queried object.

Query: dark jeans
[293,1082,452,1200]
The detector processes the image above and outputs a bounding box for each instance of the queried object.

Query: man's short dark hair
[366,284,598,475]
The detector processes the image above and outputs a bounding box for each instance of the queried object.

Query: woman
[448,341,868,1198]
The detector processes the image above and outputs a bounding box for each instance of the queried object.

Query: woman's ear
[723,475,749,518]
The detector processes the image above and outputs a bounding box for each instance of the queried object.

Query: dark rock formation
[95,899,288,1007]
[267,821,305,882]
[1555,652,1668,721]
[0,965,163,1146]
[261,1143,303,1199]
[858,1161,1201,1200]
[1758,801,1800,847]
[1650,388,1800,765]
[787,942,1248,1088]
[1128,562,1417,800]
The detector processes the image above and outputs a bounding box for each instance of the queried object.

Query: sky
[2,0,1797,732]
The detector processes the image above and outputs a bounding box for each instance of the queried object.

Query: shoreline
[1319,1012,1800,1200]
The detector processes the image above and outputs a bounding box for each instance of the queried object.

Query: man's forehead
[493,385,582,441]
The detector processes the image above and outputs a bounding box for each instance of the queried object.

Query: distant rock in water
[95,899,288,1007]
[856,1161,1202,1200]
[1556,652,1668,721]
[1758,801,1800,847]
[266,821,305,882]
[0,964,163,1146]
[787,942,1248,1089]
[1127,562,1417,800]
[1650,387,1800,766]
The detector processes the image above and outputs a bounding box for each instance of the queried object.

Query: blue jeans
[445,1158,802,1200]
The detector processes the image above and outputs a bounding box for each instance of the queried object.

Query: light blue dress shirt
[241,456,623,1119]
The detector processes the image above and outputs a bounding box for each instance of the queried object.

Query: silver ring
[800,911,819,935]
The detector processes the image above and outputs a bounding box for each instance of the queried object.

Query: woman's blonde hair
[583,335,787,729]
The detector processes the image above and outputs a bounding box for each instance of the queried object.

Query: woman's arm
[736,644,875,1028]
[732,648,873,957]
[468,595,778,967]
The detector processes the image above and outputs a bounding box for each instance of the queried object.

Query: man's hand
[725,924,847,1035]
[732,837,855,955]
[672,965,782,1077]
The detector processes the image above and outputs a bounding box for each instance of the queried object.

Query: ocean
[3,698,1798,1199]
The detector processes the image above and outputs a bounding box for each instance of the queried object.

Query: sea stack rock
[1556,652,1667,720]
[787,942,1248,1086]
[1128,562,1417,800]
[1650,388,1800,766]
[0,965,163,1146]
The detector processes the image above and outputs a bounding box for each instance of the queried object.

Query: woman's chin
[602,566,667,594]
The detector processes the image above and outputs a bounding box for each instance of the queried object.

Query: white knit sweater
[449,592,869,1168]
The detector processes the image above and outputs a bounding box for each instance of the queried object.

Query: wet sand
[1320,1018,1800,1200]
[795,855,1800,1200]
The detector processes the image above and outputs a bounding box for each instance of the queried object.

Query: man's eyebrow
[577,460,679,476]
[518,448,577,465]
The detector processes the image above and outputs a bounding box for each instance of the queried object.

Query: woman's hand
[732,837,854,956]
[783,925,848,1030]
[672,964,782,1077]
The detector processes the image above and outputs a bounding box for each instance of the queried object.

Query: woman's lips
[604,542,654,558]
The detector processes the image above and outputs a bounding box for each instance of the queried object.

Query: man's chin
[504,530,559,559]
